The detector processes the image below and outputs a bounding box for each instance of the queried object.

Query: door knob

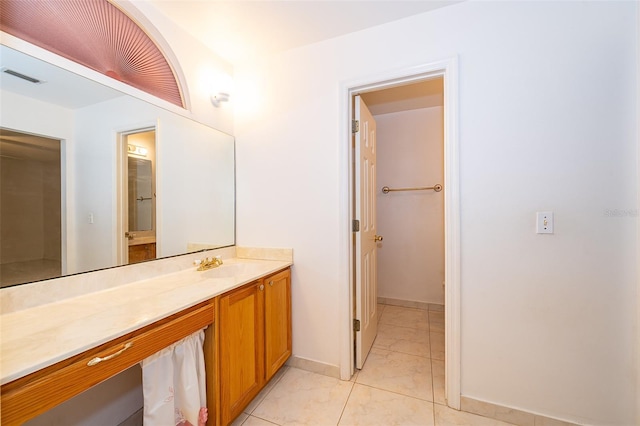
[125,232,136,240]
[374,235,383,242]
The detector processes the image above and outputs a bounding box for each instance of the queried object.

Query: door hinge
[352,219,360,232]
[353,319,361,332]
[352,120,359,133]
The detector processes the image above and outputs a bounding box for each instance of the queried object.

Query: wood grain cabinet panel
[219,281,265,425]
[128,243,156,264]
[265,268,292,380]
[218,267,292,426]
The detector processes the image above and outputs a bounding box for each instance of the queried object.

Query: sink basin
[199,261,266,279]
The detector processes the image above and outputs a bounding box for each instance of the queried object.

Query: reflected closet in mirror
[0,128,62,286]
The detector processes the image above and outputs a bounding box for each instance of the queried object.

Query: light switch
[88,213,94,224]
[536,211,553,234]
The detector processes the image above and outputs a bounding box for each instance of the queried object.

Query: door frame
[339,57,461,409]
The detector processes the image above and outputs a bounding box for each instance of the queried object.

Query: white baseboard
[285,355,341,379]
[461,396,580,426]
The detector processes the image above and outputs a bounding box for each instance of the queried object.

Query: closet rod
[381,184,442,194]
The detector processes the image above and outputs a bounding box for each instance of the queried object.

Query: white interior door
[354,95,379,369]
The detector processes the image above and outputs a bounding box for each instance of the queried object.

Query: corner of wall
[636,4,640,424]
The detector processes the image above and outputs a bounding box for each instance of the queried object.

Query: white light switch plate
[536,211,553,234]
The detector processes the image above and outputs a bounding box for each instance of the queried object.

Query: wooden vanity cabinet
[264,268,292,380]
[0,301,215,426]
[1,267,291,426]
[219,279,265,424]
[218,268,291,426]
[128,242,156,264]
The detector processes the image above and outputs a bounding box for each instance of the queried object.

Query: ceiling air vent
[1,68,44,84]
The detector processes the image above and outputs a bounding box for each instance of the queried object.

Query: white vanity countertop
[0,257,292,385]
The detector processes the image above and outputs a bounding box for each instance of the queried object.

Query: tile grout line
[239,305,444,426]
[370,304,438,424]
[241,414,280,426]
[431,307,445,425]
[428,318,437,426]
[240,366,292,425]
[364,303,435,403]
[335,378,357,426]
[372,341,433,360]
[353,381,436,404]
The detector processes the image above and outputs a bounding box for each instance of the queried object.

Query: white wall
[234,1,638,424]
[376,107,444,305]
[637,6,640,425]
[0,91,74,138]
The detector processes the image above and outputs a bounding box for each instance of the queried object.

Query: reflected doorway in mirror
[0,128,63,287]
[119,128,157,265]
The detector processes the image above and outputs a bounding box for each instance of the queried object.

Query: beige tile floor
[232,304,515,426]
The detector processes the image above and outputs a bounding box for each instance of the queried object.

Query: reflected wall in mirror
[0,45,236,288]
[0,129,62,285]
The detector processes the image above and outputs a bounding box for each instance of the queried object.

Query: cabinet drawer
[1,301,214,426]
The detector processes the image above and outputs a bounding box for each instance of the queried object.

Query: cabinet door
[219,281,265,425]
[128,243,156,264]
[264,269,292,380]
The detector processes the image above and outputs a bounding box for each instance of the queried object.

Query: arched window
[0,0,185,108]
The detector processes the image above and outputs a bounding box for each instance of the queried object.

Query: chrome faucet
[197,256,223,271]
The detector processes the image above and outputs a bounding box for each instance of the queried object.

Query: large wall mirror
[0,45,235,287]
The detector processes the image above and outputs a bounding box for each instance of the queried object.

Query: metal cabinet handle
[87,342,133,366]
[269,281,274,286]
[259,284,264,291]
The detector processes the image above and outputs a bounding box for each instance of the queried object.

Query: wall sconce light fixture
[128,144,148,157]
[211,92,230,107]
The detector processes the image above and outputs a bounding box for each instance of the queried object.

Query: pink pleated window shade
[0,0,185,108]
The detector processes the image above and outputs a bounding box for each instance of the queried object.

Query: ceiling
[361,77,443,115]
[0,2,455,115]
[144,0,464,66]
